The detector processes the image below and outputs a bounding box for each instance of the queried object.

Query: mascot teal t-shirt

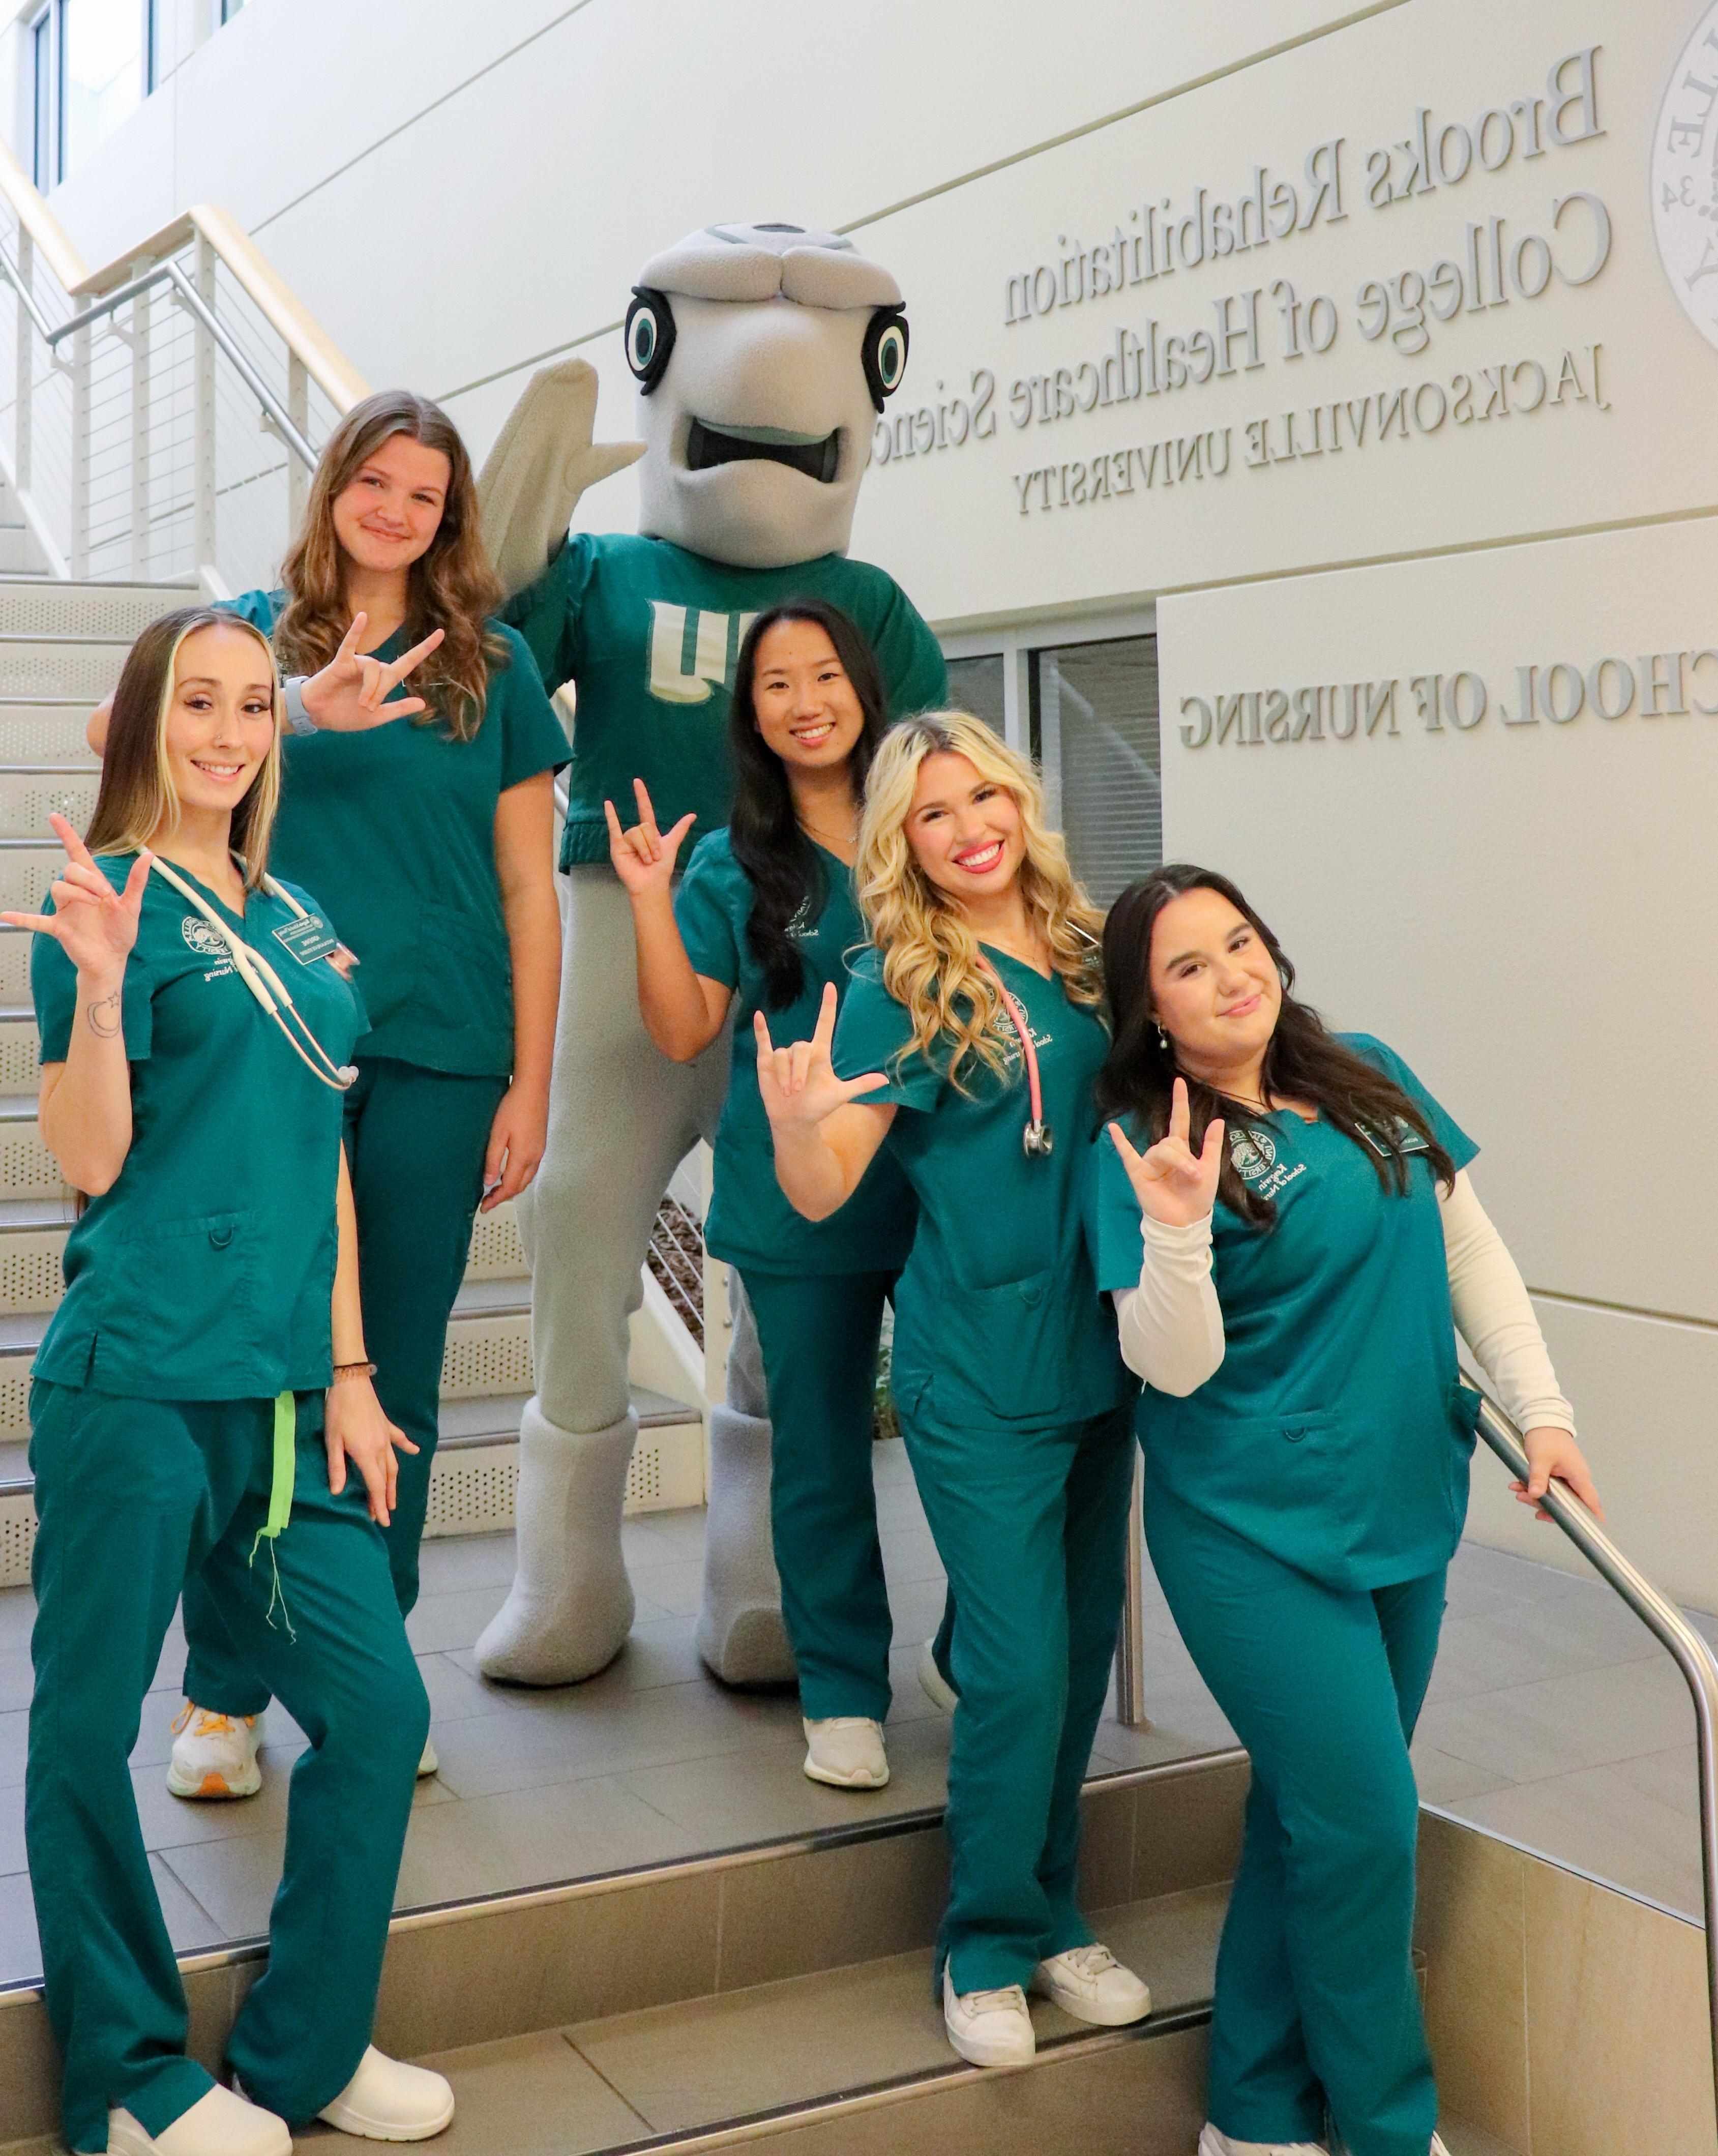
[506,530,949,869]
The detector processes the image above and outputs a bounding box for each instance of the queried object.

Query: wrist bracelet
[330,1360,377,1383]
[283,676,318,736]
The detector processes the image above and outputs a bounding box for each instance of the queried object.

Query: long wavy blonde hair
[274,390,506,743]
[85,608,282,890]
[856,711,1105,1089]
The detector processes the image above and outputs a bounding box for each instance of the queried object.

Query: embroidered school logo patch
[1229,1128,1277,1184]
[181,917,226,958]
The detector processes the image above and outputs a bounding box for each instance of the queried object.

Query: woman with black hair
[1087,864,1601,2156]
[605,600,915,1790]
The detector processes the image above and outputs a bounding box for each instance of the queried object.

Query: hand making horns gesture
[604,777,696,899]
[300,612,447,730]
[754,982,886,1132]
[1108,1076,1226,1229]
[1,812,148,974]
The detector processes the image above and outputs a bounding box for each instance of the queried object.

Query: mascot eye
[625,288,676,394]
[862,308,909,412]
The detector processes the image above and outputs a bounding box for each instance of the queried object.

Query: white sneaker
[1032,1942,1151,2025]
[802,1716,890,1788]
[1197,2125,1330,2155]
[107,2085,290,2156]
[166,1705,263,1800]
[917,1637,958,1712]
[417,1734,438,1778]
[942,1964,1035,2067]
[317,2046,455,2141]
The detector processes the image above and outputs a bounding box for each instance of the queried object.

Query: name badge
[1359,1118,1431,1159]
[272,913,339,965]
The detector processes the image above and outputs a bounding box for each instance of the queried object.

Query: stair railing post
[130,255,151,583]
[193,231,217,589]
[13,229,32,498]
[69,317,88,580]
[286,349,308,533]
[1113,1445,1149,1728]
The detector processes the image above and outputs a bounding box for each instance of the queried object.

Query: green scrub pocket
[412,901,513,1058]
[926,1267,1077,1425]
[100,1210,262,1395]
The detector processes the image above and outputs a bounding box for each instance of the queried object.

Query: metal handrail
[1471,1394,1718,2107]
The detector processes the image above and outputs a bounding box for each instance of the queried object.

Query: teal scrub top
[834,947,1130,1433]
[31,855,368,1401]
[503,532,949,871]
[224,589,569,1079]
[1087,1033,1482,1591]
[673,829,916,1277]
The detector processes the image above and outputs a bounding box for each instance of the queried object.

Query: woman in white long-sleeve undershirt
[1083,862,1599,2156]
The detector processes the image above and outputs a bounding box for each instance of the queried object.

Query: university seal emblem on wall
[1653,5,1718,352]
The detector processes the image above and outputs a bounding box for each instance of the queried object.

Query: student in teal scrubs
[754,711,1151,2071]
[1087,863,1602,2156]
[604,600,916,1790]
[95,392,569,1796]
[11,610,453,2156]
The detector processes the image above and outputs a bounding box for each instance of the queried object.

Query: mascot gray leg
[696,1274,797,1686]
[476,870,727,1685]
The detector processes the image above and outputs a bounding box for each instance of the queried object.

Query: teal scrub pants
[899,1394,1134,1993]
[26,1382,428,2151]
[1145,1477,1445,2156]
[182,1057,505,1712]
[741,1268,896,1724]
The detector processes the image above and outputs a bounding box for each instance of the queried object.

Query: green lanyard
[247,1390,298,1639]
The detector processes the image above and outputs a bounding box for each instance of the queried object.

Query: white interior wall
[0,0,1711,1601]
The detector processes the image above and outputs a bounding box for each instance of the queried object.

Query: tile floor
[0,1436,1707,1989]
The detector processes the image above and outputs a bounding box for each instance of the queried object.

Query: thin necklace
[799,813,859,851]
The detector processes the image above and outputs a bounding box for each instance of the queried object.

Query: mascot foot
[696,1403,797,1687]
[476,1402,637,1684]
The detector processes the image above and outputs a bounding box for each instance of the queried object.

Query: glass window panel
[944,653,1005,735]
[1032,635,1161,907]
[62,0,142,176]
[32,11,55,188]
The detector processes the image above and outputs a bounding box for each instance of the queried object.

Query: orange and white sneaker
[166,1704,264,1800]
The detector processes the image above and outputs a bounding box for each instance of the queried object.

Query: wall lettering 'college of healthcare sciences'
[873,47,1619,505]
[1009,341,1606,517]
[1177,651,1718,749]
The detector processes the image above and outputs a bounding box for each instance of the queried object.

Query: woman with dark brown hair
[1088,862,1599,2156]
[88,391,569,1801]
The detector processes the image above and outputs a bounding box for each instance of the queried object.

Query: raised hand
[754,982,886,1132]
[300,613,446,731]
[604,778,695,900]
[2,813,147,980]
[1108,1077,1225,1229]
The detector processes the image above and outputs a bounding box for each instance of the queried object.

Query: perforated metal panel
[0,712,101,763]
[0,1028,42,1092]
[0,1492,34,1588]
[439,1315,534,1400]
[0,852,59,912]
[0,644,127,701]
[0,583,189,639]
[0,1355,33,1436]
[0,775,99,838]
[422,1423,704,1538]
[0,1126,66,1201]
[464,1202,526,1281]
[0,1231,66,1313]
[0,933,30,1000]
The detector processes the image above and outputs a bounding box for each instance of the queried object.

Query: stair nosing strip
[589,2005,1214,2155]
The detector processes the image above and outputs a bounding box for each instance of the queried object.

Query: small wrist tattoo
[86,989,122,1039]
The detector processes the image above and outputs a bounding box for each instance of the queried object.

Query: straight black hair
[1095,862,1455,1227]
[726,599,890,1008]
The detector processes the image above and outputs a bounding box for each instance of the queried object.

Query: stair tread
[0,1198,73,1231]
[450,1276,531,1320]
[409,1882,1225,2151]
[0,1094,36,1122]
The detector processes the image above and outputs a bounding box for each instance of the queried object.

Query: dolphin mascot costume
[475,222,946,1686]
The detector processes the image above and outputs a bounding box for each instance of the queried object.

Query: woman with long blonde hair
[10,607,453,2153]
[754,711,1151,2069]
[93,390,569,1801]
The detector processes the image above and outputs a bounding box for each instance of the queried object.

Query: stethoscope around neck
[148,854,358,1091]
[974,953,1053,1158]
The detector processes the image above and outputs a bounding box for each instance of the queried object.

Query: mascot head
[624,222,908,570]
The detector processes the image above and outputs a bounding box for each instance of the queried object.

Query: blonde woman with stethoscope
[9,608,454,2156]
[94,389,568,1801]
[754,710,1151,2071]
